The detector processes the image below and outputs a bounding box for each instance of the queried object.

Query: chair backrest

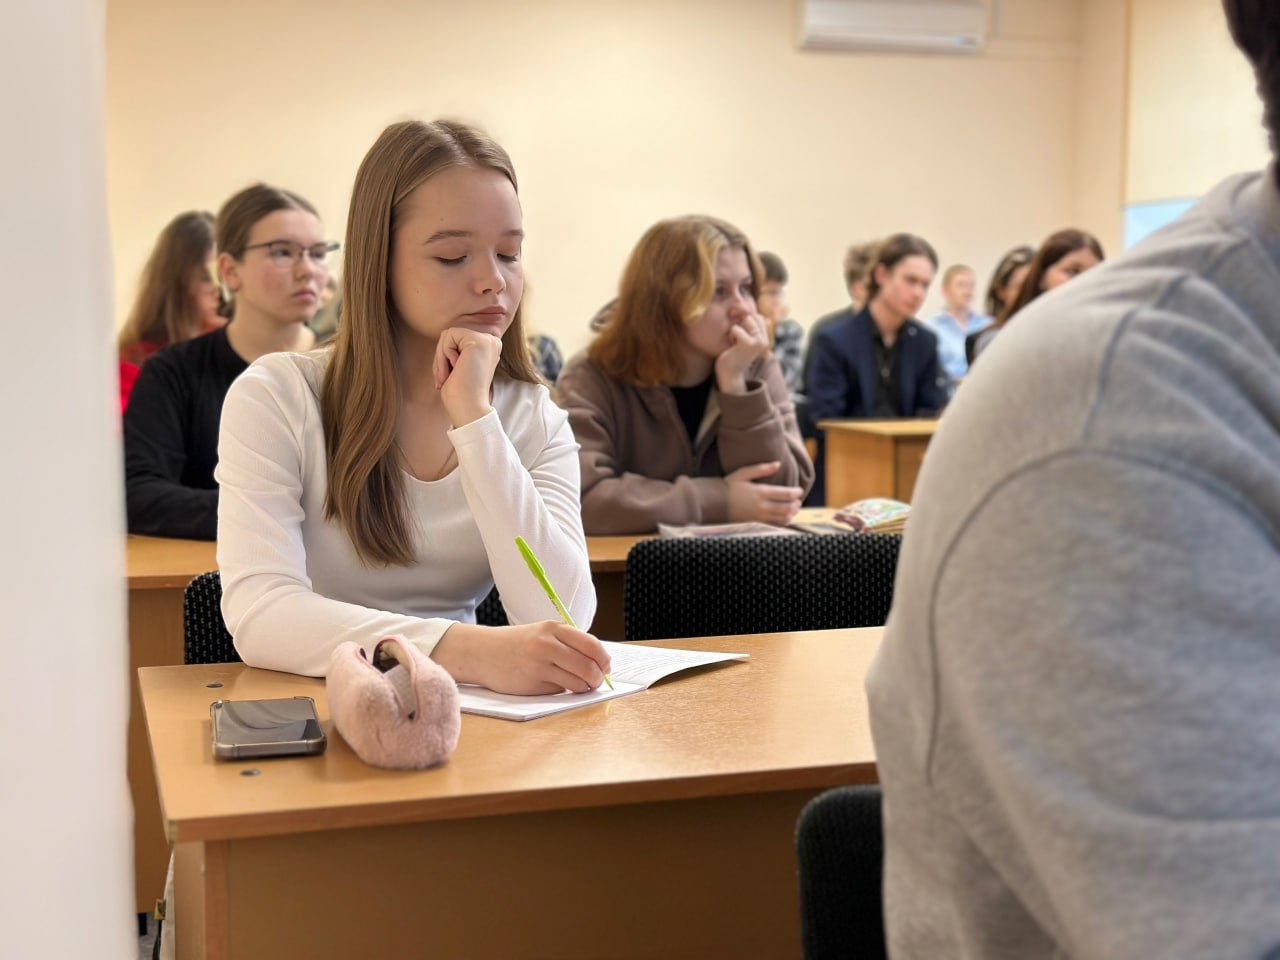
[796,784,886,960]
[182,573,507,666]
[622,533,901,641]
[475,586,509,627]
[183,570,240,665]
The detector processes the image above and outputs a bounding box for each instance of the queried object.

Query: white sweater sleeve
[449,389,597,630]
[216,358,455,677]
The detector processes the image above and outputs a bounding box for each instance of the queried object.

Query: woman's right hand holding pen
[432,621,613,695]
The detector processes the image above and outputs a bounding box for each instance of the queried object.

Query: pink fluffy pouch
[326,637,461,770]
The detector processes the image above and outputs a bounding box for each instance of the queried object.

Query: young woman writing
[216,120,608,693]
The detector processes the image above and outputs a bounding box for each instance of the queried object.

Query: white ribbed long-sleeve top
[215,350,596,677]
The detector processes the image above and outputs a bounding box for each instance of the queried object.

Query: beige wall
[1072,0,1127,257]
[1127,0,1268,204]
[107,0,1094,355]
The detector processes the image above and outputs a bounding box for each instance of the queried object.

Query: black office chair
[183,571,239,665]
[474,586,510,627]
[796,784,886,960]
[622,533,901,641]
[182,571,510,664]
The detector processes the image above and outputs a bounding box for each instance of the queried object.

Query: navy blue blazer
[807,307,949,421]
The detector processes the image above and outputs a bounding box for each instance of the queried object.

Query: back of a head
[120,210,215,349]
[590,214,761,385]
[843,241,879,292]
[1223,0,1280,168]
[758,251,788,286]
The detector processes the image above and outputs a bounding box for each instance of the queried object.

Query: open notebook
[456,640,749,721]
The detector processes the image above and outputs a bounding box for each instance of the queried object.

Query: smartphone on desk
[210,696,327,760]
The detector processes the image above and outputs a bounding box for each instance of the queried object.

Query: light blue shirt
[923,309,992,381]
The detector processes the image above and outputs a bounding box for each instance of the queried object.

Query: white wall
[106,0,1085,354]
[0,0,132,956]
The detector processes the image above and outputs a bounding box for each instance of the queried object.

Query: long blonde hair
[590,215,763,386]
[322,119,536,566]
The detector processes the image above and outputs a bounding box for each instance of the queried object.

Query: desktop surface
[143,629,881,959]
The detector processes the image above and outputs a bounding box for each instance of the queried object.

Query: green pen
[514,536,613,690]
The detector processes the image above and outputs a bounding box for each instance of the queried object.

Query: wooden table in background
[818,418,939,506]
[141,628,881,960]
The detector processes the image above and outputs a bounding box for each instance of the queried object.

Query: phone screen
[211,697,325,758]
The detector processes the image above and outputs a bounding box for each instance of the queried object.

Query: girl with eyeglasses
[117,210,224,412]
[123,183,328,539]
[215,120,609,693]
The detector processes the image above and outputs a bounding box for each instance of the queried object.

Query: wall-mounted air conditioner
[799,0,988,55]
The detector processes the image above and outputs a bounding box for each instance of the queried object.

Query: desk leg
[591,570,625,641]
[129,588,186,914]
[184,789,818,959]
[175,841,226,960]
[894,437,929,502]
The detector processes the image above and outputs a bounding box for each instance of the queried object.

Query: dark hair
[843,241,878,290]
[997,229,1105,326]
[985,245,1035,317]
[216,183,320,321]
[758,251,788,285]
[216,183,318,258]
[1223,0,1280,164]
[865,233,938,304]
[118,211,215,352]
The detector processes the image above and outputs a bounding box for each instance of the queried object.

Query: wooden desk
[584,533,643,641]
[818,418,938,506]
[126,535,218,914]
[141,629,880,960]
[125,533,642,912]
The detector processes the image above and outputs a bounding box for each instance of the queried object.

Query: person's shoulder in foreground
[868,168,1280,959]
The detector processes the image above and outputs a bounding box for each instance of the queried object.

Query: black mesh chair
[475,587,509,627]
[623,533,900,641]
[183,571,239,665]
[796,784,886,960]
[182,571,510,665]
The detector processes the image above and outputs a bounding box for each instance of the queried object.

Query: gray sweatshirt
[868,170,1280,959]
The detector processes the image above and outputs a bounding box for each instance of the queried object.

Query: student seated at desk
[123,184,324,539]
[216,119,608,693]
[117,210,225,413]
[756,251,804,395]
[968,229,1105,363]
[924,263,991,391]
[553,216,812,535]
[805,233,948,504]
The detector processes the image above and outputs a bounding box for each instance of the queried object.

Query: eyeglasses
[240,240,340,269]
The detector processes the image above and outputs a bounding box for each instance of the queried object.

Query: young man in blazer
[805,233,947,503]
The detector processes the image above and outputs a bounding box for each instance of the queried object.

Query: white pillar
[0,1,132,956]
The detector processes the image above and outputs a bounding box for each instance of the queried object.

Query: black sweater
[123,326,248,539]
